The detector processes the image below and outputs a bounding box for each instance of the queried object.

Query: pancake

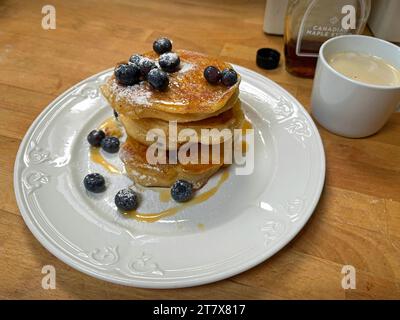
[102,47,245,190]
[119,99,244,149]
[100,49,241,122]
[120,138,228,189]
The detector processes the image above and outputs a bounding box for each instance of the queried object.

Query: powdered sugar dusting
[109,61,194,106]
[160,52,179,62]
[110,79,152,106]
[178,62,194,74]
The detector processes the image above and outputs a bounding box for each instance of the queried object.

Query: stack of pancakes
[101,49,244,189]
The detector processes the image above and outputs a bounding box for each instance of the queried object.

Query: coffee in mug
[328,51,400,86]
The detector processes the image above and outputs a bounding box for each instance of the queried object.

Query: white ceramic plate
[14,65,325,288]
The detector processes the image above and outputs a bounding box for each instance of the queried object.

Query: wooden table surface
[1,0,399,300]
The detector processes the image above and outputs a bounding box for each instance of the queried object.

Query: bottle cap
[256,48,280,70]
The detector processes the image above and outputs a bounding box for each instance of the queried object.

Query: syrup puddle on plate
[123,170,230,223]
[90,147,121,174]
[157,188,172,203]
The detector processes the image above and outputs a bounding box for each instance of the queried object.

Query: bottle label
[296,0,366,57]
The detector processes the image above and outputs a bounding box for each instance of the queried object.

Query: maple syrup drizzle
[99,117,123,138]
[241,140,248,154]
[123,170,230,223]
[241,118,253,132]
[158,188,172,203]
[89,117,124,174]
[90,148,121,174]
[239,117,251,154]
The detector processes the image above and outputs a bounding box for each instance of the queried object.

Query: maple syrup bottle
[284,0,371,78]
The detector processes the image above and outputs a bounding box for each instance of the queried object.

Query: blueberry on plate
[158,52,180,73]
[115,188,139,211]
[101,136,120,153]
[221,68,238,87]
[204,66,221,84]
[139,57,157,77]
[113,110,118,119]
[153,37,172,54]
[129,54,142,66]
[87,130,105,147]
[147,68,169,91]
[83,173,106,193]
[114,63,140,86]
[171,180,194,202]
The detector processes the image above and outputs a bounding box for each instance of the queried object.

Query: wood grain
[0,0,399,299]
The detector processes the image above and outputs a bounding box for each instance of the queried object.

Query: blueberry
[113,110,118,119]
[139,57,157,77]
[171,180,193,202]
[114,63,140,86]
[115,188,139,211]
[87,130,105,147]
[129,54,142,66]
[204,66,221,84]
[83,173,106,193]
[153,37,172,54]
[101,136,120,153]
[159,52,180,73]
[147,68,169,91]
[221,68,238,87]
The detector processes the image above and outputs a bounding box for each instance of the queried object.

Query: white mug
[311,35,400,138]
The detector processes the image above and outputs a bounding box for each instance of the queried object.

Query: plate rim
[14,65,326,288]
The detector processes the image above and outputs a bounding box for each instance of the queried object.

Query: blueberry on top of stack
[114,37,183,91]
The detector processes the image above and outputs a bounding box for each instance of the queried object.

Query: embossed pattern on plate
[14,65,325,288]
